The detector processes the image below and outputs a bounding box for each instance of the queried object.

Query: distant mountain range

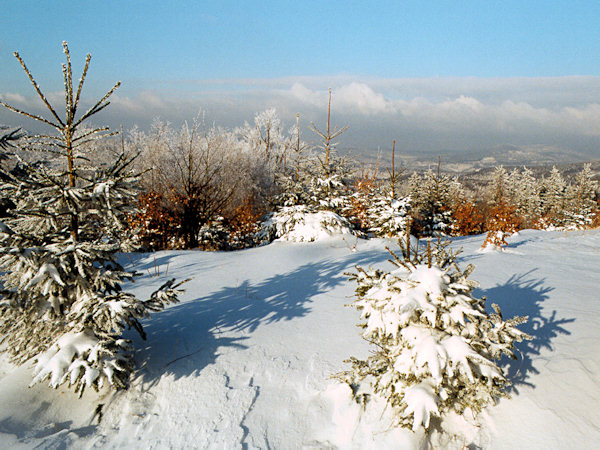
[346,144,599,176]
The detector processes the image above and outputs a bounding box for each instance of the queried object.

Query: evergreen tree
[307,88,353,216]
[0,42,185,396]
[306,154,353,215]
[261,90,355,242]
[488,166,510,207]
[409,160,461,236]
[337,238,530,431]
[509,167,540,227]
[272,114,312,208]
[364,190,411,238]
[0,125,25,151]
[540,166,567,226]
[565,163,598,228]
[361,141,411,238]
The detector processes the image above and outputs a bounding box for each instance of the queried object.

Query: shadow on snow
[120,243,572,396]
[475,269,574,393]
[127,248,387,388]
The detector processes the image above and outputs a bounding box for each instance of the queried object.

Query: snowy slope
[0,230,599,448]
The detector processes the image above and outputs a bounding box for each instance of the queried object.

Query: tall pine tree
[0,42,185,396]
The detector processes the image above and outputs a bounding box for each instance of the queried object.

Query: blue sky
[1,1,599,158]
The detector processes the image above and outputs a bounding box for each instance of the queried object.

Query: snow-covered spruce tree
[564,163,598,229]
[487,166,510,207]
[409,159,461,236]
[260,90,355,242]
[350,141,411,238]
[367,142,411,237]
[0,43,185,396]
[337,237,530,431]
[270,113,312,208]
[306,89,353,217]
[0,125,25,152]
[365,193,411,237]
[257,113,316,242]
[507,167,541,228]
[539,166,568,227]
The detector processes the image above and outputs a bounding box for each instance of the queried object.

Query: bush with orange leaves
[482,202,521,249]
[589,206,600,229]
[129,191,180,250]
[349,168,379,232]
[227,195,263,249]
[451,200,485,236]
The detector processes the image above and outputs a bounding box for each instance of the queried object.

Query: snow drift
[0,230,599,448]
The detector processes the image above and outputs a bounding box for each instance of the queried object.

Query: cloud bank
[1,76,599,160]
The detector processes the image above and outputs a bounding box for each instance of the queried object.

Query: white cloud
[2,76,600,158]
[335,82,389,115]
[289,82,324,107]
[0,92,26,104]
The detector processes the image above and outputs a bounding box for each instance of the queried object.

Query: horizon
[1,1,599,160]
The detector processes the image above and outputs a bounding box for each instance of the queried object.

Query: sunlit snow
[0,229,599,448]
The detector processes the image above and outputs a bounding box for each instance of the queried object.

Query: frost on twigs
[336,236,531,432]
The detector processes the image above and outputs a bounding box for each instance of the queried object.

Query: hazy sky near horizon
[1,1,599,158]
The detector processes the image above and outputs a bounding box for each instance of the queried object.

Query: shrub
[337,238,530,431]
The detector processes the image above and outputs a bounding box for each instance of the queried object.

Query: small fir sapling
[0,42,186,396]
[349,141,411,238]
[565,163,598,229]
[366,194,411,238]
[337,234,531,431]
[307,88,353,216]
[408,157,460,237]
[273,113,312,208]
[261,90,355,241]
[366,141,411,237]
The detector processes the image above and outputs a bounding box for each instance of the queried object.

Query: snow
[1,229,600,447]
[262,206,354,242]
[31,331,100,389]
[403,381,439,431]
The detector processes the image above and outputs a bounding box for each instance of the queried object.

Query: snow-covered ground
[0,229,599,448]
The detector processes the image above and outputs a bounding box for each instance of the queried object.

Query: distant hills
[346,144,599,176]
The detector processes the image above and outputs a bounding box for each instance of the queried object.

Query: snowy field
[0,229,599,448]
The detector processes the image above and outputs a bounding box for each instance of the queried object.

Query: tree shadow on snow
[0,416,96,447]
[128,249,387,387]
[475,270,574,393]
[118,251,220,281]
